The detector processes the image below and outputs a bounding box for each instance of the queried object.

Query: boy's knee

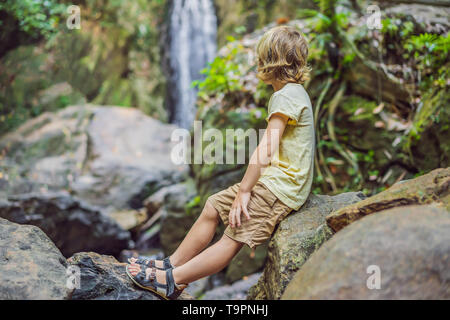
[220,234,244,250]
[201,201,220,222]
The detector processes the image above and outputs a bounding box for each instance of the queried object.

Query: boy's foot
[127,263,165,284]
[128,256,174,270]
[126,263,187,299]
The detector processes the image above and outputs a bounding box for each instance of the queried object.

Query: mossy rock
[248,192,365,300]
[326,167,450,232]
[404,88,450,172]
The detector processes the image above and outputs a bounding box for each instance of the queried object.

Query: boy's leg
[169,201,220,267]
[128,234,243,285]
[172,234,243,284]
[131,200,220,268]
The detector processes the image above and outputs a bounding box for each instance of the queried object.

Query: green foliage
[335,12,350,29]
[315,0,336,18]
[381,18,399,36]
[404,89,449,153]
[381,15,449,91]
[0,45,86,135]
[307,31,332,64]
[405,33,449,53]
[234,25,247,35]
[185,195,201,216]
[192,42,243,96]
[297,0,349,32]
[0,0,65,39]
[400,21,415,38]
[403,33,450,90]
[253,81,273,105]
[355,150,375,164]
[342,52,356,66]
[0,0,168,135]
[404,33,449,64]
[296,9,332,33]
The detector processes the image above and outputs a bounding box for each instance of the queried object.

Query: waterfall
[168,0,217,129]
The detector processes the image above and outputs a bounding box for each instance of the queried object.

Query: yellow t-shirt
[259,82,315,210]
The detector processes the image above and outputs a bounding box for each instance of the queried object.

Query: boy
[126,25,315,300]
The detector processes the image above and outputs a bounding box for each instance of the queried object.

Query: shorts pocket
[275,205,293,224]
[254,182,278,208]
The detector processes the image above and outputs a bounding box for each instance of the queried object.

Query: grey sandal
[129,256,174,270]
[125,265,186,300]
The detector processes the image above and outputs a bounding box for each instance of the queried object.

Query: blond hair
[256,25,311,84]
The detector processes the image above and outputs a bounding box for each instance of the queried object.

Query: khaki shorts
[207,181,292,249]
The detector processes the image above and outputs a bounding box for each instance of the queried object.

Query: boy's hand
[229,190,251,228]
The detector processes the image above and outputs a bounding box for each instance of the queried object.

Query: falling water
[168,0,217,129]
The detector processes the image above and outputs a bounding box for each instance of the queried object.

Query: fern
[405,33,450,54]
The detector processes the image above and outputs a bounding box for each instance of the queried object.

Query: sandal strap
[136,256,153,267]
[130,266,168,295]
[165,268,184,299]
[135,257,165,270]
[163,257,173,269]
[127,265,181,299]
[134,267,154,287]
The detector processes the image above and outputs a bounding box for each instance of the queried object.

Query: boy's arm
[229,113,288,228]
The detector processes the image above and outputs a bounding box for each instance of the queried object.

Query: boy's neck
[272,80,287,92]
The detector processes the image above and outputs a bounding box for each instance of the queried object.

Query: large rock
[70,106,187,211]
[0,105,188,212]
[248,192,365,300]
[109,208,148,232]
[0,192,131,257]
[282,204,450,299]
[0,106,92,196]
[326,167,450,232]
[202,273,262,300]
[68,252,193,300]
[0,218,73,299]
[384,3,450,33]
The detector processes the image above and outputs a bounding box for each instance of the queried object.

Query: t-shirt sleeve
[266,93,307,125]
